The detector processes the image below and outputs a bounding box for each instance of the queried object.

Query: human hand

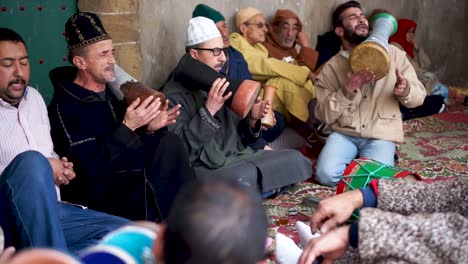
[48,157,76,186]
[343,69,375,99]
[310,189,363,234]
[0,247,15,264]
[298,225,350,264]
[147,100,181,132]
[205,78,232,116]
[296,31,310,47]
[308,71,317,82]
[123,96,161,131]
[250,97,270,126]
[394,68,409,97]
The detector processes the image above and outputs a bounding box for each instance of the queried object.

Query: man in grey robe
[162,17,311,195]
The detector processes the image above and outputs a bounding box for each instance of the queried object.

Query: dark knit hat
[65,12,111,51]
[192,4,225,23]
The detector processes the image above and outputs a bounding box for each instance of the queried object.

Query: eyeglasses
[193,47,224,56]
[244,22,268,29]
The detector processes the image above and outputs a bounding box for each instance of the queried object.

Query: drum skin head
[349,42,390,80]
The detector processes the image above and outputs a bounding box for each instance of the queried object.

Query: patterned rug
[264,103,468,261]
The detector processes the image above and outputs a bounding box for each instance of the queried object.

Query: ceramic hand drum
[174,53,261,118]
[120,81,166,110]
[261,85,277,128]
[349,13,398,80]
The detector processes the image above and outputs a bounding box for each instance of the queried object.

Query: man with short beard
[48,12,194,221]
[264,9,319,78]
[314,1,426,186]
[0,27,128,254]
[162,17,311,198]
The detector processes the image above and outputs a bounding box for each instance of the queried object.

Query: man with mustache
[230,7,317,141]
[264,9,319,79]
[313,1,426,186]
[0,27,128,254]
[161,17,311,198]
[192,4,286,151]
[47,12,194,221]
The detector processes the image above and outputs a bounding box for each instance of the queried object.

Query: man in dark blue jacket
[193,4,285,150]
[48,12,194,221]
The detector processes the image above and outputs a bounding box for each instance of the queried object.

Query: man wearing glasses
[230,7,317,141]
[162,17,312,198]
[264,9,319,80]
[192,3,286,151]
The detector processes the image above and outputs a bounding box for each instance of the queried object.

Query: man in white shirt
[0,27,128,254]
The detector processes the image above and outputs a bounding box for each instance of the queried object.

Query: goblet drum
[350,13,398,80]
[174,53,261,118]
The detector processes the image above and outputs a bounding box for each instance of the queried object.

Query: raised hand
[147,100,181,132]
[123,96,161,131]
[48,157,76,186]
[310,189,363,234]
[298,225,350,264]
[296,31,310,47]
[343,69,375,99]
[394,68,409,97]
[205,78,232,116]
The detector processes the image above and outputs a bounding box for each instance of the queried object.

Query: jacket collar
[49,66,108,102]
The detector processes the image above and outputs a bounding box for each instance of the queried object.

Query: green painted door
[0,0,77,104]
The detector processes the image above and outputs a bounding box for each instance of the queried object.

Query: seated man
[161,17,311,196]
[0,28,127,253]
[264,9,319,80]
[298,178,468,263]
[314,1,425,186]
[192,3,285,151]
[48,12,194,221]
[155,179,269,264]
[229,7,316,137]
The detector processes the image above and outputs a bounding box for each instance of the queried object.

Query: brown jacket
[264,33,319,72]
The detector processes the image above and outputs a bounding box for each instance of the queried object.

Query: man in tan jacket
[314,1,426,186]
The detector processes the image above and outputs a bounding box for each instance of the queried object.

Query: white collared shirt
[0,87,61,200]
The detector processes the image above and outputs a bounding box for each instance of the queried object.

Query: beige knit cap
[236,6,263,28]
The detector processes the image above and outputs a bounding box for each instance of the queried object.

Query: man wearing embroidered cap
[230,7,317,140]
[162,16,311,197]
[192,3,285,151]
[0,27,128,254]
[48,12,194,221]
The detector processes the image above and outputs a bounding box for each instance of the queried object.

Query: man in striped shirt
[0,27,128,254]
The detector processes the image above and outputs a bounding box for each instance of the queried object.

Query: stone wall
[78,0,143,80]
[81,0,467,88]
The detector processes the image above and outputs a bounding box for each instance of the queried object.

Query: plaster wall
[139,0,467,88]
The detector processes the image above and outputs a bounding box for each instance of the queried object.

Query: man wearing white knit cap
[162,16,312,197]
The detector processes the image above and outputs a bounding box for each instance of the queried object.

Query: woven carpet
[264,103,468,261]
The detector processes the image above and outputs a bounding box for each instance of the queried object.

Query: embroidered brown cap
[65,12,111,51]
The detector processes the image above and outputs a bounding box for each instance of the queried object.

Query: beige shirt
[315,45,426,143]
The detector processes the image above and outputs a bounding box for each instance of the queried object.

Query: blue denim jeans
[0,151,128,253]
[316,132,396,186]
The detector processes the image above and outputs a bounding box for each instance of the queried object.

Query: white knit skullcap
[186,16,221,47]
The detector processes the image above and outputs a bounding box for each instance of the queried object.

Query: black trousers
[62,130,194,222]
